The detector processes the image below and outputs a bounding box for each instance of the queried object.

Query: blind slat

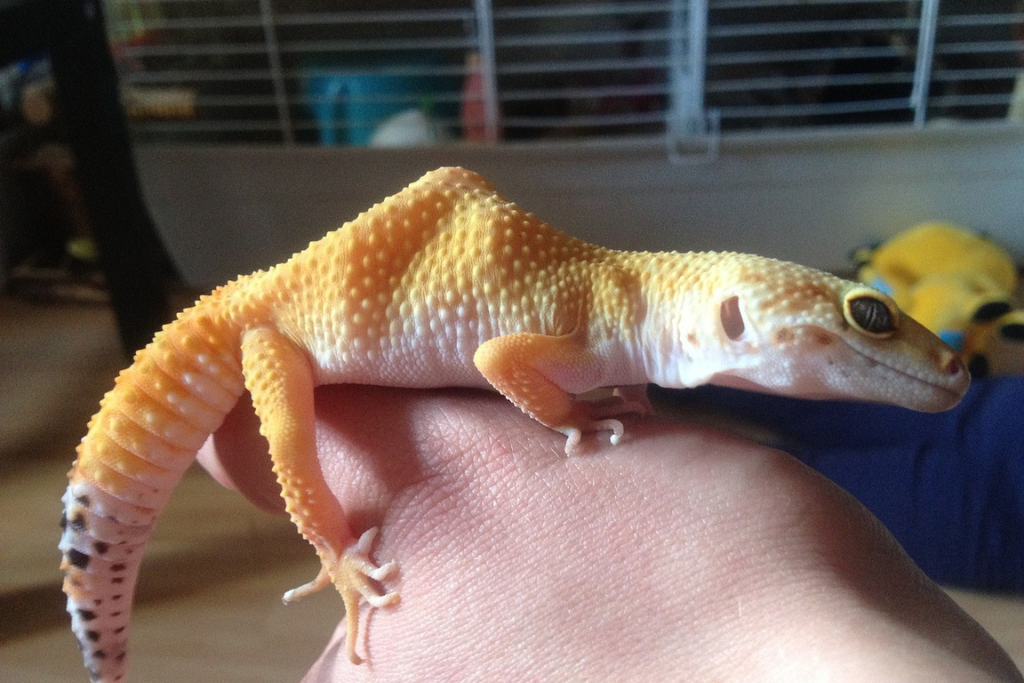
[708,17,919,39]
[707,71,915,93]
[495,28,671,49]
[494,1,671,20]
[707,45,907,66]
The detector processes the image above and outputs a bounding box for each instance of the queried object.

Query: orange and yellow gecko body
[60,167,968,682]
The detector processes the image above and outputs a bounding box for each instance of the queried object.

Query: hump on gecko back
[331,168,493,245]
[329,167,572,261]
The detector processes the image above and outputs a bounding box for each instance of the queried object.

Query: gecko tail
[60,481,158,682]
[60,303,246,682]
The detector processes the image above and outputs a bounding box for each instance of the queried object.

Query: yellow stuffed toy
[855,221,1022,377]
[963,311,1024,377]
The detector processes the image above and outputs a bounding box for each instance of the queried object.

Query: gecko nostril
[945,356,963,376]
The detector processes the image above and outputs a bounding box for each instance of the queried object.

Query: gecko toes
[365,590,400,609]
[370,560,399,582]
[590,418,624,445]
[561,428,583,455]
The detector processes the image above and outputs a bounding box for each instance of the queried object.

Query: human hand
[199,386,1021,683]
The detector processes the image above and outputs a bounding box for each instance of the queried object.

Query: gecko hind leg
[589,384,654,421]
[610,384,654,417]
[241,328,400,664]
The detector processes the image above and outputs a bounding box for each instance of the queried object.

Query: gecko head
[694,257,969,412]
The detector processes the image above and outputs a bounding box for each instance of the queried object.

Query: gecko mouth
[840,336,966,410]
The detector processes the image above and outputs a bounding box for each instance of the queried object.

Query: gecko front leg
[473,332,628,454]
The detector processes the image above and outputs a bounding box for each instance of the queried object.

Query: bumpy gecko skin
[60,167,968,682]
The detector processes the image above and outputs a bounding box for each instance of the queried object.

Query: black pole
[1,0,177,354]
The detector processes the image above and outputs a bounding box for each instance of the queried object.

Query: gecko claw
[370,559,399,582]
[355,526,380,554]
[365,589,401,609]
[282,566,331,604]
[591,418,625,445]
[562,428,583,455]
[560,418,625,454]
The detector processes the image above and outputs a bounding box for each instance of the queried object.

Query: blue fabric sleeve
[655,377,1024,591]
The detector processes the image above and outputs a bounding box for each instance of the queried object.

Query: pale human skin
[199,386,1022,683]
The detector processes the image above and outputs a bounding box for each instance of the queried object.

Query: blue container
[306,68,441,146]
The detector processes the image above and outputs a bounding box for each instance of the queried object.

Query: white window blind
[703,0,1024,129]
[104,0,1024,147]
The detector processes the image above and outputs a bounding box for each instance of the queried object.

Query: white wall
[135,124,1024,288]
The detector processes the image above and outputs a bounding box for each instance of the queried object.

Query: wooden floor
[0,297,338,682]
[1,295,1022,682]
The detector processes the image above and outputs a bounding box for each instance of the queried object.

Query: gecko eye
[844,293,897,338]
